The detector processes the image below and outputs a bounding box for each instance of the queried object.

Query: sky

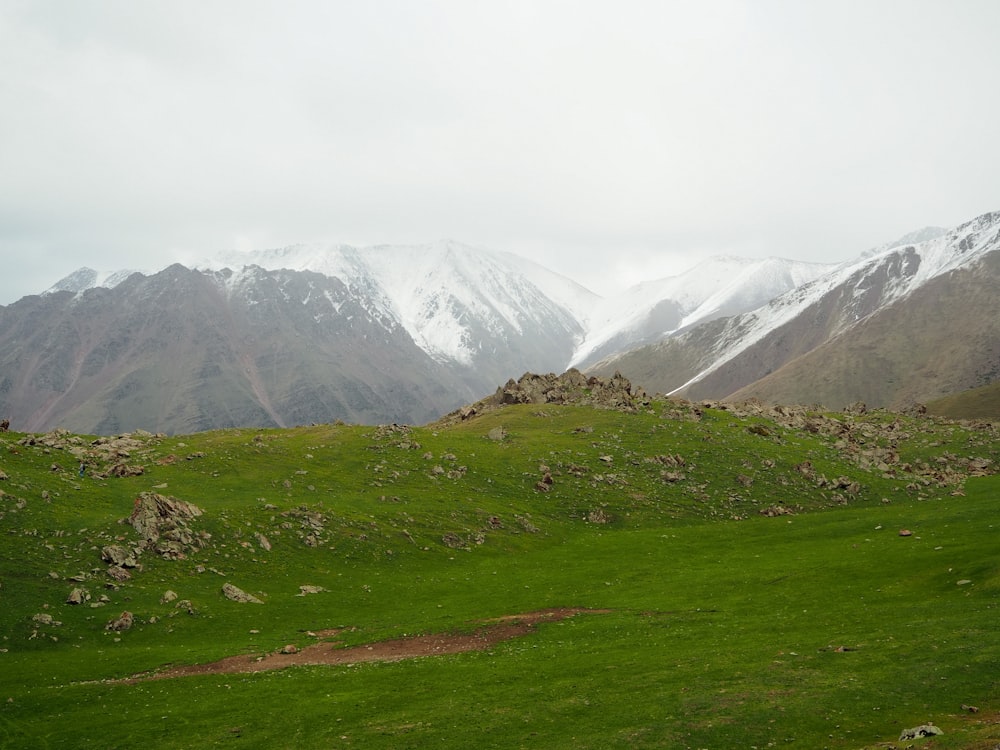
[1,0,998,305]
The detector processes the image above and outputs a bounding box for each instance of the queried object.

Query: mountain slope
[569,256,835,368]
[725,247,1000,408]
[591,210,1000,409]
[0,264,470,433]
[201,240,592,372]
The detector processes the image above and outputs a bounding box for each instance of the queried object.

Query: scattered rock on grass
[222,583,264,604]
[899,724,942,740]
[106,611,134,632]
[66,587,90,605]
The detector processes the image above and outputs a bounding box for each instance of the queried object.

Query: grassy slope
[0,401,998,749]
[928,381,1000,421]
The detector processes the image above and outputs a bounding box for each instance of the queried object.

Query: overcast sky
[1,0,998,304]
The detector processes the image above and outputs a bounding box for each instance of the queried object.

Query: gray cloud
[1,0,998,304]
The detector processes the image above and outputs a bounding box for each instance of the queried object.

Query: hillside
[1,376,998,748]
[725,249,1000,408]
[927,380,1000,421]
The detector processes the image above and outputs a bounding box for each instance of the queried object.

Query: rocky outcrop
[492,369,645,410]
[437,369,649,426]
[125,492,206,560]
[16,430,159,478]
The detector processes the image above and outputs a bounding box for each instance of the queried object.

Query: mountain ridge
[590,209,1000,409]
[6,209,997,433]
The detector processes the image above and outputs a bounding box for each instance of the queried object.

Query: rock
[898,529,913,537]
[280,644,298,654]
[32,613,61,626]
[587,508,610,524]
[106,566,132,582]
[222,582,264,604]
[254,532,271,551]
[759,504,794,517]
[106,611,134,631]
[126,492,204,560]
[66,587,90,605]
[99,462,145,478]
[899,724,942,741]
[101,544,138,568]
[297,585,325,596]
[160,590,178,604]
[487,426,507,441]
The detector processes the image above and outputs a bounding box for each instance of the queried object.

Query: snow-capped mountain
[12,242,600,433]
[44,267,144,296]
[198,240,595,367]
[570,256,837,368]
[591,209,1000,409]
[43,241,833,377]
[12,209,999,434]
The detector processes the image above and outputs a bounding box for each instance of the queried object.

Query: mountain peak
[44,267,141,297]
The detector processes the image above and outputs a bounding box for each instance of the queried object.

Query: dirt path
[127,608,608,682]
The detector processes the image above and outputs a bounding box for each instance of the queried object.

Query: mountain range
[1,210,997,433]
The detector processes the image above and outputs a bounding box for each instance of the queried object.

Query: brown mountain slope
[726,251,1000,409]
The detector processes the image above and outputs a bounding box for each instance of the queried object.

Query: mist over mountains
[2,210,997,434]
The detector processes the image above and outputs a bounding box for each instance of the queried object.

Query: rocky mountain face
[591,210,1000,410]
[0,264,478,433]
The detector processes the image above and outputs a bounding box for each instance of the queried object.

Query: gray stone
[106,611,134,631]
[222,582,263,604]
[899,724,943,741]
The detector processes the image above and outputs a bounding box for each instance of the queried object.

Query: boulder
[899,724,942,741]
[106,566,132,582]
[106,611,134,631]
[101,544,139,568]
[222,582,264,604]
[66,587,90,605]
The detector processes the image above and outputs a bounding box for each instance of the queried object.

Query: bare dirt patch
[127,607,609,682]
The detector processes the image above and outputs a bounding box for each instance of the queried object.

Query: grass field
[1,400,997,748]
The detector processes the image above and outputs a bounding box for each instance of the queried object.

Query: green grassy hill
[1,395,998,748]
